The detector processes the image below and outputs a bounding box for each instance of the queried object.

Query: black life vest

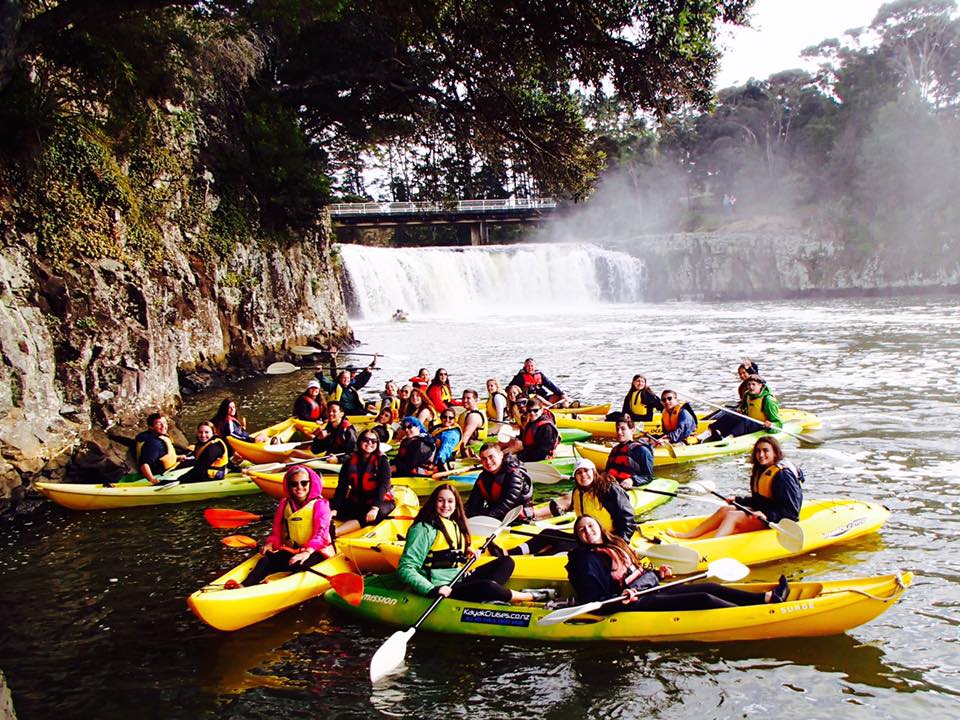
[345,451,393,503]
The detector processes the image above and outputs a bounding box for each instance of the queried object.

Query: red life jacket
[522,371,543,391]
[328,419,354,453]
[522,415,559,453]
[301,394,323,421]
[606,441,641,481]
[345,452,393,502]
[477,474,503,503]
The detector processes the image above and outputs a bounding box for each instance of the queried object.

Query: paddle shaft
[705,489,784,532]
[675,389,817,444]
[592,567,714,611]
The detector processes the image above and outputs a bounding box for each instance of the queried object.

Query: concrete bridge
[329,198,557,244]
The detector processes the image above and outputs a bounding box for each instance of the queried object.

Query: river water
[2,293,959,719]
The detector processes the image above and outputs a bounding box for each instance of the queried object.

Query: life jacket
[372,423,393,443]
[194,437,229,479]
[431,425,462,453]
[330,384,345,403]
[605,441,642,481]
[432,384,452,405]
[661,403,695,432]
[396,434,435,475]
[521,415,559,454]
[485,391,506,420]
[283,498,320,548]
[626,389,650,419]
[327,419,354,453]
[345,452,393,503]
[424,517,467,571]
[136,433,178,471]
[458,409,488,445]
[213,416,243,439]
[476,460,532,506]
[745,394,766,421]
[381,396,401,422]
[299,394,323,421]
[751,460,802,499]
[572,486,614,532]
[521,371,543,392]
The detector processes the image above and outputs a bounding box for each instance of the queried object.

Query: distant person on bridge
[509,358,567,405]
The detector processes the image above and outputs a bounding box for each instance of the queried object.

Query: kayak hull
[326,571,911,643]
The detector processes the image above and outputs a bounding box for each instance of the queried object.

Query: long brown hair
[573,515,643,567]
[414,483,469,548]
[750,436,784,482]
[575,465,618,499]
[400,388,437,418]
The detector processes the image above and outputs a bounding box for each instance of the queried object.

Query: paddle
[217,536,364,603]
[463,516,701,574]
[524,462,565,485]
[369,504,525,683]
[153,480,180,491]
[675,388,823,446]
[205,508,262,529]
[687,481,806,553]
[537,557,750,626]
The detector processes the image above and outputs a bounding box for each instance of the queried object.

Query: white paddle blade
[266,361,300,375]
[369,628,415,683]
[773,518,805,553]
[496,426,517,442]
[379,443,393,454]
[639,544,701,575]
[525,465,563,485]
[706,557,750,582]
[686,480,717,495]
[536,600,603,627]
[291,345,324,355]
[153,481,180,491]
[466,516,501,536]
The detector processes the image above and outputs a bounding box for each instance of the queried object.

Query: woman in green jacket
[397,484,543,603]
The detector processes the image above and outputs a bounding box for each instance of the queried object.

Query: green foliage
[74,316,99,331]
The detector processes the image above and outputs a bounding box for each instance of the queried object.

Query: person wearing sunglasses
[502,397,560,462]
[427,368,461,413]
[431,410,463,471]
[391,416,437,476]
[332,431,395,536]
[649,390,698,448]
[239,466,334,587]
[464,443,533,522]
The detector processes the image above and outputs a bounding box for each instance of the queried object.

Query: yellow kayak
[325,571,911,643]
[34,471,260,511]
[551,403,610,416]
[573,410,821,468]
[188,502,420,631]
[224,417,301,464]
[352,498,889,581]
[558,407,820,440]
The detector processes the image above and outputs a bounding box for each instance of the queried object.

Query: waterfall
[338,242,646,318]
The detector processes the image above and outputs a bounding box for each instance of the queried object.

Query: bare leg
[510,590,534,603]
[335,518,361,536]
[667,506,733,539]
[713,511,766,538]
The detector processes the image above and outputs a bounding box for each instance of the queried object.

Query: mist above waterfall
[338,243,646,319]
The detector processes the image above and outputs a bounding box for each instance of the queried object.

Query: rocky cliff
[0,210,349,512]
[612,219,960,300]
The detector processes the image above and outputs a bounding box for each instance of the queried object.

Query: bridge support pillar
[470,221,489,245]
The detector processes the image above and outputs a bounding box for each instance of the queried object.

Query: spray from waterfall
[338,243,646,319]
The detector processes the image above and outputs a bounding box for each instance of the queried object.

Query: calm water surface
[2,296,959,719]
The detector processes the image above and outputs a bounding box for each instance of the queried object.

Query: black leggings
[178,464,225,484]
[241,548,327,587]
[709,413,760,440]
[334,499,396,527]
[449,557,516,603]
[508,528,578,556]
[627,582,767,611]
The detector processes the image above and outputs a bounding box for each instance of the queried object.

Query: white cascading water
[338,242,646,318]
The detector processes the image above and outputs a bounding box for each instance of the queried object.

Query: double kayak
[34,468,259,511]
[188,501,421,632]
[350,498,889,581]
[556,407,820,440]
[221,417,301,465]
[246,463,479,499]
[573,409,821,468]
[325,571,911,643]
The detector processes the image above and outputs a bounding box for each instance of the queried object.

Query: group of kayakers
[137,353,799,613]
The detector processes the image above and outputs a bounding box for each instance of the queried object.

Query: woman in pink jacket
[239,465,335,586]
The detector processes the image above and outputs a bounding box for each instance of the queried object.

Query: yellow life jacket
[194,438,229,478]
[424,517,467,569]
[572,487,614,533]
[381,396,401,422]
[458,409,488,445]
[330,384,344,403]
[485,391,506,420]
[752,464,780,499]
[136,434,178,472]
[283,499,319,548]
[745,394,766,421]
[627,390,649,418]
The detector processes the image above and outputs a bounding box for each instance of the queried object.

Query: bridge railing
[329,198,557,216]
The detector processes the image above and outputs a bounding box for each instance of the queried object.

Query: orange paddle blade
[330,573,365,606]
[221,534,258,548]
[204,508,262,528]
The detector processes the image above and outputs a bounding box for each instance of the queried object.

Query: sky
[715,0,889,88]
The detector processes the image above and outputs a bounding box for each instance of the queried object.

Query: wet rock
[0,668,17,720]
